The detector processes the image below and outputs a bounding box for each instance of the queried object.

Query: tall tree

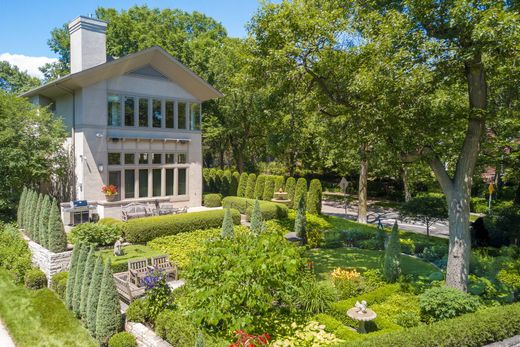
[0,61,40,93]
[95,261,122,343]
[86,256,104,334]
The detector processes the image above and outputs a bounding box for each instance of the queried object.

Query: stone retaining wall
[125,322,172,347]
[23,234,72,283]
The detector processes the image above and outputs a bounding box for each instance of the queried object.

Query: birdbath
[347,300,377,334]
[271,188,291,206]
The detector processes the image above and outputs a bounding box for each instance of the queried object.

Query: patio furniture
[121,202,152,221]
[176,206,188,214]
[149,255,178,280]
[113,272,145,303]
[156,203,176,216]
[128,258,149,286]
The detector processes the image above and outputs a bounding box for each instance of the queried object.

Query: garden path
[0,319,15,347]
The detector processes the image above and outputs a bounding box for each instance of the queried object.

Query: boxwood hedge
[222,196,288,221]
[125,209,240,243]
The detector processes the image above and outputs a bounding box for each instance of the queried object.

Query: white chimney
[68,16,108,73]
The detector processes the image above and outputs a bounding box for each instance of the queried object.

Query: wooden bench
[149,255,178,281]
[113,272,145,303]
[121,202,152,221]
[128,258,149,286]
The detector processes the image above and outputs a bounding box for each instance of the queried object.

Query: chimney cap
[68,15,107,34]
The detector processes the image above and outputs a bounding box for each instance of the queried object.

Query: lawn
[97,244,163,272]
[309,247,439,279]
[0,271,97,347]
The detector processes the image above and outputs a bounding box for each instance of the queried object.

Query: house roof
[21,46,223,101]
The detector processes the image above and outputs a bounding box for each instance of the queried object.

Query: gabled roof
[21,46,223,101]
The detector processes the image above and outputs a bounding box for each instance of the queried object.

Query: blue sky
[0,0,264,77]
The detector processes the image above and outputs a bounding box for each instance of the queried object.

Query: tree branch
[400,147,453,194]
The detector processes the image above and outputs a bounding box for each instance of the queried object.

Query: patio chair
[150,255,178,280]
[121,202,152,221]
[128,258,149,286]
[176,206,188,214]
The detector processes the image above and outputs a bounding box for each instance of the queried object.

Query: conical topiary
[262,176,275,201]
[22,189,31,231]
[307,179,323,215]
[294,195,307,245]
[86,256,104,334]
[38,195,51,248]
[383,221,401,283]
[27,190,38,238]
[221,208,235,238]
[17,187,27,228]
[72,244,89,316]
[245,173,257,199]
[221,170,232,197]
[254,175,266,200]
[285,177,296,208]
[250,199,263,235]
[47,199,67,252]
[80,246,96,320]
[66,243,82,309]
[32,193,43,244]
[237,172,248,197]
[95,261,122,343]
[230,171,240,196]
[195,331,205,347]
[293,178,308,209]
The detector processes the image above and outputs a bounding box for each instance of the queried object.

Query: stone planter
[105,194,118,202]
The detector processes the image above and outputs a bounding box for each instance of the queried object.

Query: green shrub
[0,224,32,284]
[202,168,210,193]
[307,179,322,215]
[262,176,276,201]
[400,239,415,254]
[237,173,248,197]
[47,199,67,253]
[254,174,267,200]
[221,208,235,238]
[24,268,47,289]
[155,310,197,346]
[72,244,89,316]
[86,256,104,334]
[27,190,38,238]
[230,171,240,196]
[65,244,81,309]
[222,196,289,220]
[51,271,68,300]
[421,244,448,262]
[294,196,307,244]
[125,299,148,324]
[125,209,240,243]
[32,194,43,244]
[245,173,257,199]
[399,194,448,237]
[395,311,421,328]
[249,199,263,234]
[203,193,222,207]
[98,217,125,227]
[294,178,308,208]
[383,222,401,283]
[17,187,27,228]
[96,261,123,344]
[108,332,137,347]
[274,176,285,192]
[70,223,121,246]
[419,286,482,323]
[80,247,96,319]
[285,177,296,208]
[37,195,51,248]
[470,197,488,214]
[297,279,337,313]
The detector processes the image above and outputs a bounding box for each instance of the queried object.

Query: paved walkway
[0,320,15,347]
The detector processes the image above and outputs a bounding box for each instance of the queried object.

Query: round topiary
[293,178,308,209]
[285,177,297,208]
[24,268,47,290]
[108,332,137,347]
[203,194,222,207]
[307,179,322,215]
[51,271,68,300]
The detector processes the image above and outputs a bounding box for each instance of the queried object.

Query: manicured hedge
[125,209,241,243]
[339,302,520,347]
[222,196,288,221]
[203,193,222,207]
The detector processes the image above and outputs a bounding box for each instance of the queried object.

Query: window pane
[139,169,148,197]
[190,103,201,130]
[125,170,135,199]
[108,171,121,200]
[166,169,174,195]
[165,101,174,128]
[152,153,162,164]
[165,153,175,164]
[152,99,162,128]
[139,98,148,127]
[139,153,149,164]
[107,95,121,126]
[108,153,121,165]
[152,169,161,197]
[178,168,187,195]
[124,153,135,165]
[124,97,135,126]
[178,102,186,129]
[177,153,187,164]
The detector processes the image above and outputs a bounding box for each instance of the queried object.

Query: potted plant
[101,185,118,202]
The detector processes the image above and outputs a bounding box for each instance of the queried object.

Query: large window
[124,97,135,126]
[107,95,121,126]
[139,98,148,127]
[152,169,161,197]
[139,153,149,165]
[166,169,174,196]
[165,153,175,164]
[108,171,121,200]
[152,99,162,128]
[125,170,135,199]
[178,102,186,129]
[139,169,148,197]
[165,101,174,128]
[178,168,187,195]
[152,153,162,164]
[190,103,201,130]
[108,153,121,165]
[124,153,135,165]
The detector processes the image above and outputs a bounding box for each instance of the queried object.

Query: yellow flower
[330,267,361,281]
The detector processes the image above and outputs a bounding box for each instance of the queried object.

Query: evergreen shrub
[24,268,47,289]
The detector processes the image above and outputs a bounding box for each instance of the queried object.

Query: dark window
[152,99,162,128]
[108,171,121,200]
[125,170,135,199]
[124,97,135,126]
[139,153,149,164]
[165,101,174,128]
[152,169,161,197]
[177,153,187,164]
[124,153,135,165]
[152,153,162,164]
[107,95,121,126]
[139,98,148,127]
[108,153,121,165]
[139,169,148,197]
[178,102,186,129]
[165,153,175,164]
[166,169,174,195]
[178,168,187,195]
[190,103,201,130]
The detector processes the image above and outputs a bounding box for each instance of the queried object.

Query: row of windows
[108,152,187,166]
[107,95,201,130]
[108,168,187,199]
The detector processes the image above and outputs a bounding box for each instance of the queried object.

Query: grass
[97,244,163,272]
[309,247,439,280]
[0,271,97,347]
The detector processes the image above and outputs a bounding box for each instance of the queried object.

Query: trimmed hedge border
[203,193,222,207]
[338,302,520,347]
[125,209,241,243]
[222,196,288,221]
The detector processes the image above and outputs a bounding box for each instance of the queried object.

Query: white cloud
[0,53,58,79]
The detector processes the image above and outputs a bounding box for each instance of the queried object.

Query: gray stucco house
[22,16,222,220]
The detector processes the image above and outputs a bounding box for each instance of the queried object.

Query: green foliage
[27,190,37,238]
[293,178,308,208]
[383,222,401,283]
[250,199,263,234]
[195,331,206,347]
[183,231,306,333]
[307,179,322,215]
[394,311,421,328]
[72,244,89,316]
[65,244,81,309]
[17,187,27,228]
[220,170,232,197]
[24,268,47,290]
[274,175,285,192]
[222,196,289,220]
[125,209,240,243]
[254,174,267,199]
[95,261,123,344]
[400,238,415,255]
[47,199,67,252]
[484,204,520,247]
[230,171,240,196]
[69,223,121,246]
[237,173,248,197]
[245,173,257,199]
[470,197,488,214]
[221,208,235,238]
[203,193,222,207]
[144,271,175,322]
[86,256,104,334]
[80,247,96,319]
[0,60,41,93]
[51,271,68,300]
[108,332,137,347]
[0,224,32,284]
[262,176,276,201]
[155,310,197,346]
[125,299,148,324]
[294,196,307,244]
[32,194,43,244]
[97,245,163,274]
[399,195,448,237]
[38,195,51,248]
[419,286,482,323]
[285,177,296,208]
[297,279,337,313]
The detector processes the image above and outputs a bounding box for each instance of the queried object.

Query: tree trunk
[401,165,412,202]
[358,145,369,224]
